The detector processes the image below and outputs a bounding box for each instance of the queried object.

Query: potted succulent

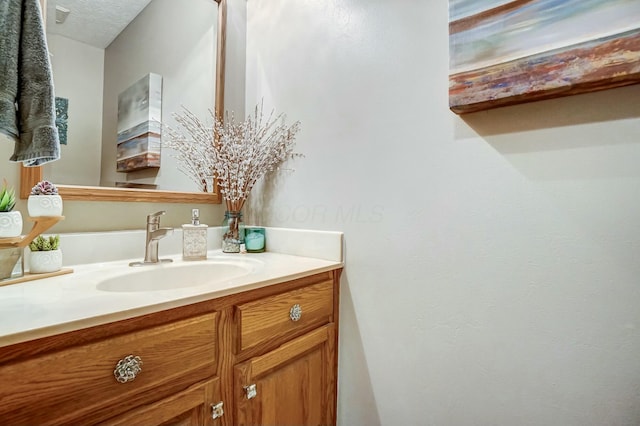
[28,235,62,273]
[0,179,23,238]
[28,180,63,217]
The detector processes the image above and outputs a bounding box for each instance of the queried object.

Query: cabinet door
[234,324,336,426]
[102,378,223,426]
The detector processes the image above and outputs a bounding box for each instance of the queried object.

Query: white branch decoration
[163,102,301,213]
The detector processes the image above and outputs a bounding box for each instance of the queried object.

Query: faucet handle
[147,210,166,224]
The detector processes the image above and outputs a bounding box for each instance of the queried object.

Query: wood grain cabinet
[0,269,341,426]
[102,378,223,426]
[234,325,336,426]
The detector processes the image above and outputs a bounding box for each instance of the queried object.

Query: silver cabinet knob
[211,401,224,419]
[244,384,257,399]
[114,355,143,383]
[289,304,302,322]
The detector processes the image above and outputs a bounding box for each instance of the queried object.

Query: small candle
[245,228,265,252]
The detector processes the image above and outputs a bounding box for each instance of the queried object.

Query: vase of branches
[165,102,301,253]
[221,211,245,253]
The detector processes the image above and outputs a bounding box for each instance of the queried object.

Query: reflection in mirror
[41,0,219,193]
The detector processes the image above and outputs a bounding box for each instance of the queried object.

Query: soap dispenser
[182,208,208,260]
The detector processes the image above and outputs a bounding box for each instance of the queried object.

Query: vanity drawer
[235,279,334,353]
[0,312,217,425]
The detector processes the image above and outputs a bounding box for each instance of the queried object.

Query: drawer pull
[289,304,302,322]
[244,384,257,399]
[114,355,143,383]
[211,401,224,419]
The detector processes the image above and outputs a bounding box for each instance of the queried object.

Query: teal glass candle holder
[244,227,265,253]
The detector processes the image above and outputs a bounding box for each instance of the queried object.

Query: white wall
[43,34,104,186]
[244,1,640,425]
[101,0,218,191]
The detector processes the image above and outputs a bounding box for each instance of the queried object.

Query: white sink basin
[96,259,257,292]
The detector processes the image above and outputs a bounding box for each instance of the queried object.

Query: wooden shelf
[0,268,74,288]
[0,216,65,249]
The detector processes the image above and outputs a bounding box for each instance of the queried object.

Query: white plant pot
[29,249,62,274]
[0,211,23,238]
[28,195,63,217]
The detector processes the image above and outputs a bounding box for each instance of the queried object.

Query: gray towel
[0,0,60,166]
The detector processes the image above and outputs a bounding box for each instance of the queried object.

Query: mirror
[21,0,226,203]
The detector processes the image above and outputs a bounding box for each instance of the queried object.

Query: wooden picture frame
[22,0,226,204]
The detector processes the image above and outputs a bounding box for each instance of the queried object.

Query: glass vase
[222,211,245,253]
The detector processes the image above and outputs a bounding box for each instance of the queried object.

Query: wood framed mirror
[21,0,226,204]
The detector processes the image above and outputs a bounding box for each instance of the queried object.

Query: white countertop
[0,227,344,348]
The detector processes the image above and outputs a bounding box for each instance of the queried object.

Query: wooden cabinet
[0,269,341,426]
[232,276,337,426]
[234,325,336,426]
[234,278,334,353]
[102,379,222,426]
[0,313,218,425]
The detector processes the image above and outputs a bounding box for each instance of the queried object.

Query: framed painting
[116,73,163,172]
[54,97,68,145]
[449,0,640,114]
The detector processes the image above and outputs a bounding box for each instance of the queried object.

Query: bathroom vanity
[0,234,343,426]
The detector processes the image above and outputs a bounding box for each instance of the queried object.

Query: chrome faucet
[130,211,174,266]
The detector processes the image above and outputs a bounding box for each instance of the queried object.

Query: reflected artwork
[54,97,68,145]
[116,73,163,172]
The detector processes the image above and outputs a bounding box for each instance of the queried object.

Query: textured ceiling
[46,0,154,49]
